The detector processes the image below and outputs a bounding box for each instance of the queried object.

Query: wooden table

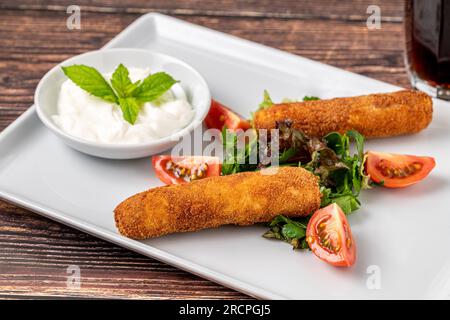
[0,0,408,299]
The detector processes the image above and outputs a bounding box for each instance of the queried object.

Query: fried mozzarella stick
[253,90,433,138]
[115,167,321,239]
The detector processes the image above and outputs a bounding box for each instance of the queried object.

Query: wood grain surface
[0,0,408,299]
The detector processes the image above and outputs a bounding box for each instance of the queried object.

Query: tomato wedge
[205,100,251,132]
[365,151,435,188]
[306,203,356,267]
[152,156,221,185]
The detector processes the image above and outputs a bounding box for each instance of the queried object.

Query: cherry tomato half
[365,151,435,188]
[205,100,251,132]
[306,203,356,267]
[152,156,221,185]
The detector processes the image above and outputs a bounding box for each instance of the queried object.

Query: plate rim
[1,12,446,300]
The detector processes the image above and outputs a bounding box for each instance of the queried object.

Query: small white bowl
[34,48,211,159]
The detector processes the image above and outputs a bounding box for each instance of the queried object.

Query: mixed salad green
[221,92,371,249]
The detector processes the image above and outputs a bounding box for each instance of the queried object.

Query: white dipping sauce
[52,68,195,144]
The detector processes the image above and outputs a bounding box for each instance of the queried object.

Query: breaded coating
[115,167,321,239]
[253,90,433,138]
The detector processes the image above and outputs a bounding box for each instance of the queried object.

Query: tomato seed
[166,161,209,181]
[376,160,423,179]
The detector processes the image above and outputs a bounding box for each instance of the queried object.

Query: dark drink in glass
[404,0,450,100]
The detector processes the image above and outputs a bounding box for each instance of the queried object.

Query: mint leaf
[61,64,179,125]
[61,65,117,104]
[125,80,141,96]
[133,72,177,103]
[118,97,140,125]
[111,64,133,97]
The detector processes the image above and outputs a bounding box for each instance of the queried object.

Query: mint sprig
[61,64,177,125]
[110,63,135,98]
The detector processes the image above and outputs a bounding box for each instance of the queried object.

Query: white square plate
[1,13,450,299]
